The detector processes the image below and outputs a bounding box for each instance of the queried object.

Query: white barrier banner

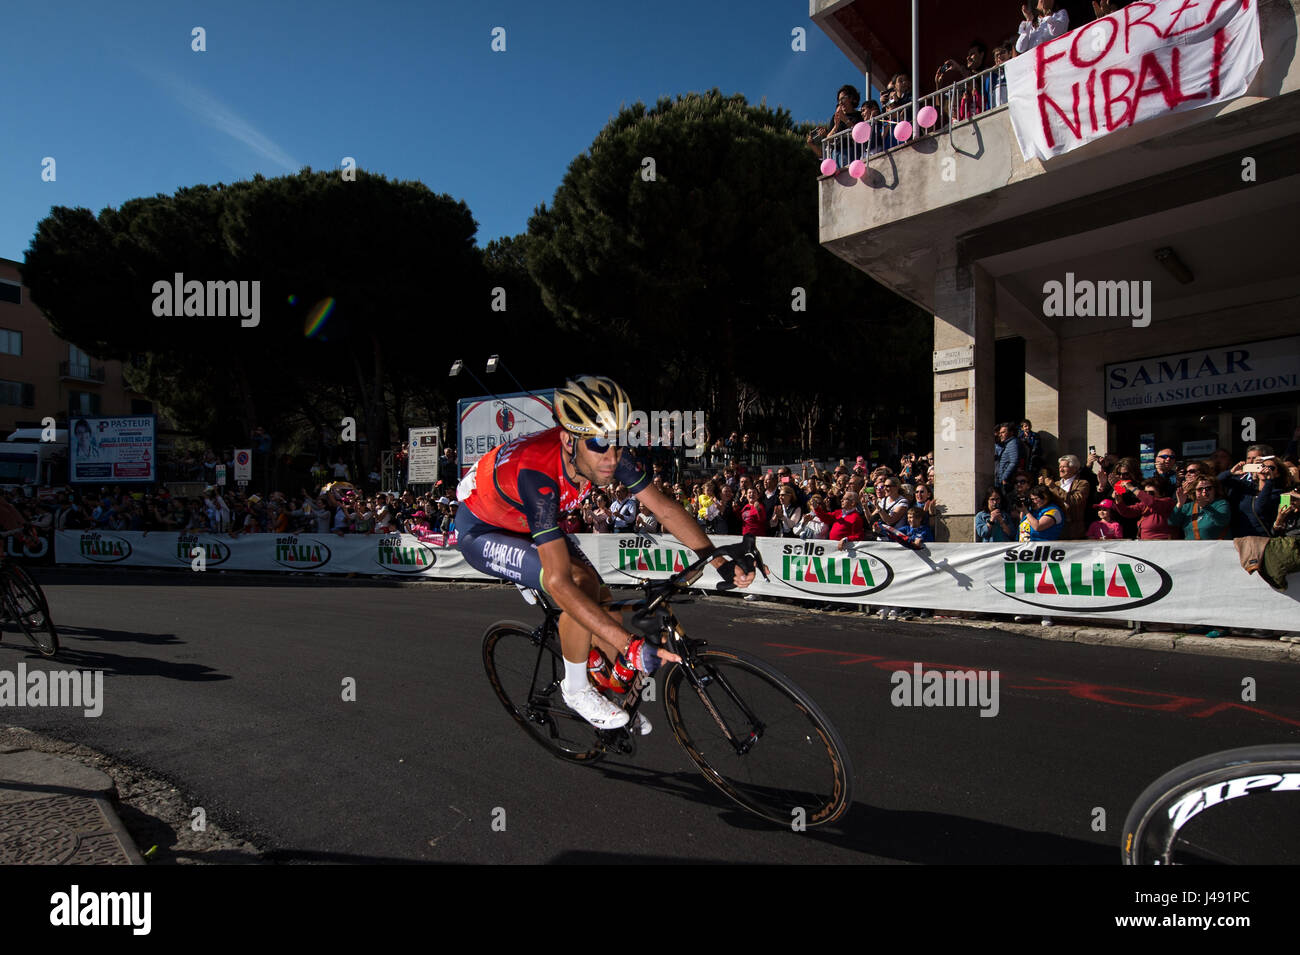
[56,531,1298,630]
[57,530,492,579]
[1006,0,1263,161]
[582,533,1299,631]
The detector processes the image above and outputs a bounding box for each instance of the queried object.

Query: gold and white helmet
[552,375,631,438]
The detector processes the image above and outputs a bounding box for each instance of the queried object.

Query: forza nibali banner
[1005,0,1263,162]
[55,531,1297,630]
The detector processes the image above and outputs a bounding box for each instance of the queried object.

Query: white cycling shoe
[632,710,652,736]
[561,683,630,729]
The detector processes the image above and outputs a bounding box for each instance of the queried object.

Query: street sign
[215,464,227,486]
[234,449,252,483]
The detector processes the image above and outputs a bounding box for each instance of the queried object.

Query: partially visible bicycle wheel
[1122,745,1300,864]
[4,566,58,658]
[482,620,604,763]
[662,646,852,827]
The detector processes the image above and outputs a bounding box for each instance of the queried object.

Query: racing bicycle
[481,536,853,827]
[1121,743,1300,864]
[0,528,59,657]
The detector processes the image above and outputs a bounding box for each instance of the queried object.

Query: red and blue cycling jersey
[457,427,648,546]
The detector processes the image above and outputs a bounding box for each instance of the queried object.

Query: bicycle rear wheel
[4,566,58,658]
[482,620,604,763]
[662,646,852,827]
[1121,744,1300,864]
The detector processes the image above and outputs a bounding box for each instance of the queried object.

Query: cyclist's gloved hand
[626,637,678,671]
[716,556,756,591]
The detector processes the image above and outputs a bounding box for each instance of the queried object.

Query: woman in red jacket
[1112,478,1176,540]
[740,486,768,536]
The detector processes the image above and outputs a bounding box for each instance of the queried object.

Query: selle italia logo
[79,533,132,562]
[375,535,437,574]
[778,542,893,597]
[273,536,331,570]
[996,545,1173,612]
[174,534,230,566]
[615,537,691,576]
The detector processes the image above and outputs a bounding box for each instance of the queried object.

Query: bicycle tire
[8,563,50,615]
[1121,744,1300,865]
[662,646,852,827]
[482,619,605,763]
[3,566,58,658]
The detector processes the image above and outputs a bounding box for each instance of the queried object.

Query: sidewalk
[0,742,143,865]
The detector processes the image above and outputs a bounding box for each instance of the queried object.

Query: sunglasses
[583,435,615,453]
[1157,454,1175,459]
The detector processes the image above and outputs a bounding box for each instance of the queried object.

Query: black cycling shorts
[456,505,597,594]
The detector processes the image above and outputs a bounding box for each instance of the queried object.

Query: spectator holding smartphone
[806,85,862,164]
[975,488,1015,542]
[1170,476,1233,540]
[1220,455,1289,537]
[1113,479,1176,540]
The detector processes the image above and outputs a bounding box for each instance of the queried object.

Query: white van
[1,428,69,488]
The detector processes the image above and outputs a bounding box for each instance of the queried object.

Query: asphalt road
[3,568,1298,864]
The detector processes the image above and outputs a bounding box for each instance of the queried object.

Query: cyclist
[456,376,755,732]
[0,491,33,555]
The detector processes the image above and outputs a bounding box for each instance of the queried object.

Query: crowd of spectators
[980,423,1300,546]
[557,452,943,557]
[978,423,1300,634]
[21,481,463,544]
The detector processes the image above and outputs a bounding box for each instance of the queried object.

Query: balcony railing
[819,62,1009,170]
[59,360,105,382]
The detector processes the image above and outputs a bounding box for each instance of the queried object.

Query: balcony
[59,360,105,383]
[814,0,1300,317]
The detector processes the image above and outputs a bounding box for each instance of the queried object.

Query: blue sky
[2,0,865,262]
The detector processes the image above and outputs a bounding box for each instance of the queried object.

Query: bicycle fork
[673,627,765,756]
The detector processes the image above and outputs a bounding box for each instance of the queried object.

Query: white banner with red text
[55,530,1297,631]
[1005,0,1263,162]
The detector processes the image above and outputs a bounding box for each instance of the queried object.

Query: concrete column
[933,250,995,542]
[1024,335,1061,471]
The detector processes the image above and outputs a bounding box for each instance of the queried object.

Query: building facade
[0,257,152,435]
[812,0,1300,539]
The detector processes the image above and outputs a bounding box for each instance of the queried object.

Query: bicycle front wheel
[1121,744,1300,864]
[4,566,58,658]
[663,647,852,827]
[482,620,604,763]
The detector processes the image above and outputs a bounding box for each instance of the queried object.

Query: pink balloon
[848,159,866,178]
[917,105,938,128]
[852,121,871,143]
[894,120,913,141]
[819,157,837,176]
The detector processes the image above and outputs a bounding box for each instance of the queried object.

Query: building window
[68,344,91,376]
[69,391,100,416]
[0,281,19,306]
[130,398,154,415]
[0,329,20,356]
[0,379,34,407]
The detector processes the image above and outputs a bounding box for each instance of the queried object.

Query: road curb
[0,747,144,865]
[725,598,1299,665]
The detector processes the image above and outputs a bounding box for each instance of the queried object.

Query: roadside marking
[762,642,1300,728]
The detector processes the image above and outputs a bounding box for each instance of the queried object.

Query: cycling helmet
[552,375,632,438]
